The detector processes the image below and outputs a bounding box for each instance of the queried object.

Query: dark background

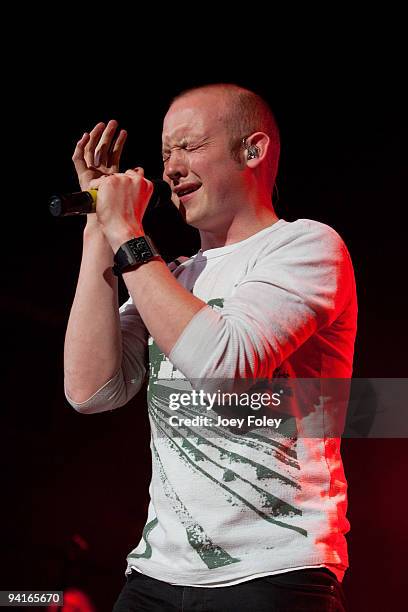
[1,27,407,612]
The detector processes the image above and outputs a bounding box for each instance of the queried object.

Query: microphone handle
[49,180,171,217]
[49,190,97,216]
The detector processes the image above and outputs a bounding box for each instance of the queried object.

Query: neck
[199,206,279,251]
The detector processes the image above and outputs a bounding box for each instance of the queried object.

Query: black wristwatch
[112,235,160,276]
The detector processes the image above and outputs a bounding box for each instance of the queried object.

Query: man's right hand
[72,120,127,232]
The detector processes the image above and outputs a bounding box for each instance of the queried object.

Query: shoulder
[283,218,346,244]
[269,218,350,261]
[248,219,354,285]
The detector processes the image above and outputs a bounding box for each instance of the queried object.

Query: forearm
[64,224,123,403]
[121,260,276,387]
[121,258,207,356]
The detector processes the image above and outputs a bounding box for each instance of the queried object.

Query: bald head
[170,83,280,190]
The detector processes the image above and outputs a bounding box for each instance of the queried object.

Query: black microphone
[48,179,172,217]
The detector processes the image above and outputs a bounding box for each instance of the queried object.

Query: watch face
[128,237,154,263]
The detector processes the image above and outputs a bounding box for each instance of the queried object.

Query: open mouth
[177,185,201,202]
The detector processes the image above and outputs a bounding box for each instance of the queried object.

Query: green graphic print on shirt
[145,298,306,570]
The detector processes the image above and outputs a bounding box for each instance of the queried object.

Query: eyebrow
[162,137,189,153]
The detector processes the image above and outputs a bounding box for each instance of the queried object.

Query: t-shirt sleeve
[65,296,148,414]
[169,222,354,380]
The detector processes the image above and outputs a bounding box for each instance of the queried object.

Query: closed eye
[162,144,200,163]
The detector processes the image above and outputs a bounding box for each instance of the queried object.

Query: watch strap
[112,235,160,276]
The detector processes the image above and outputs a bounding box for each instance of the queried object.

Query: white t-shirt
[65,219,357,586]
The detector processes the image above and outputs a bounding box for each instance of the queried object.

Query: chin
[183,213,203,229]
[179,201,202,228]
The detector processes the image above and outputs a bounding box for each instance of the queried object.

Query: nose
[163,150,189,183]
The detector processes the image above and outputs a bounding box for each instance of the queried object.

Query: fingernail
[94,151,100,166]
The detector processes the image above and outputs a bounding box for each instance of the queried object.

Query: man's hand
[72,120,127,189]
[72,120,127,234]
[88,168,154,253]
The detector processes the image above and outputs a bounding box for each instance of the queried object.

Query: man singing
[64,84,356,611]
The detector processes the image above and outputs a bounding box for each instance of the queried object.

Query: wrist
[83,220,109,242]
[112,235,160,276]
[82,228,115,266]
[107,227,145,254]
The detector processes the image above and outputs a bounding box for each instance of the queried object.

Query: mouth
[174,184,201,203]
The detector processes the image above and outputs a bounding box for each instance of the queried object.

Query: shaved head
[170,83,280,190]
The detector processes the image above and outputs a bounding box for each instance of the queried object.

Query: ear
[243,132,270,168]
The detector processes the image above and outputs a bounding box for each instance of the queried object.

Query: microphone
[48,179,172,217]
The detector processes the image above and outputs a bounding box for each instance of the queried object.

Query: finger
[125,167,144,177]
[84,122,106,167]
[110,129,128,170]
[124,170,154,199]
[94,119,118,167]
[72,132,90,175]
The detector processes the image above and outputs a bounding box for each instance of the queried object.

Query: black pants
[112,567,347,611]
